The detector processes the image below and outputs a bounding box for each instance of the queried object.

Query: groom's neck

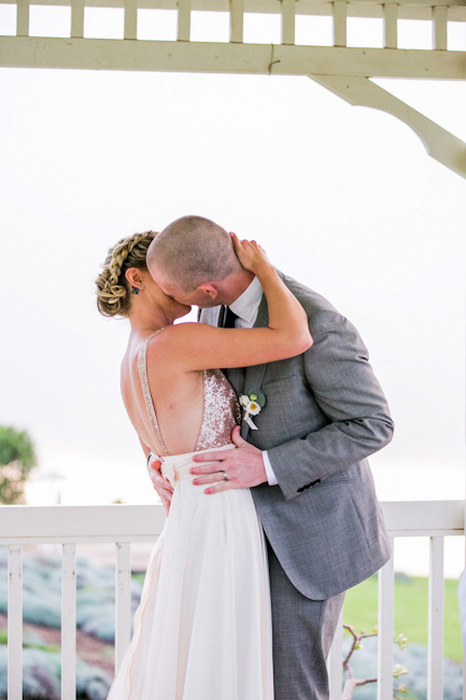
[218,269,255,306]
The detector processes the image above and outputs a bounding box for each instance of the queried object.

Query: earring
[131,286,140,295]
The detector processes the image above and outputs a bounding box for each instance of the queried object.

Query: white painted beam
[432,5,448,50]
[282,0,296,46]
[124,0,138,39]
[427,537,444,700]
[0,504,166,544]
[0,501,462,544]
[177,0,191,41]
[61,543,77,700]
[377,543,394,700]
[2,0,465,20]
[1,38,465,80]
[383,3,397,49]
[333,1,347,46]
[7,546,22,700]
[229,0,244,43]
[16,0,29,36]
[310,74,466,178]
[71,0,85,38]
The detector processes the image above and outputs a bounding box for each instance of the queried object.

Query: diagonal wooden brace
[309,74,466,179]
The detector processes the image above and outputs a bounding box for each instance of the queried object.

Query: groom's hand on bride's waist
[148,456,174,514]
[190,426,268,494]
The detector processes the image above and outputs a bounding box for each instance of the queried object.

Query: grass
[132,571,464,662]
[344,573,462,662]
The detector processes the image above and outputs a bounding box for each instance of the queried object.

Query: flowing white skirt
[107,445,274,700]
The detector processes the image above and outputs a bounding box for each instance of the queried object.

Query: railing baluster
[281,0,296,46]
[463,513,466,700]
[427,536,444,700]
[332,1,347,47]
[61,543,77,700]
[328,606,343,700]
[115,542,132,672]
[124,0,138,40]
[16,0,29,37]
[383,3,398,49]
[177,0,191,42]
[229,0,244,43]
[377,541,394,700]
[71,0,84,39]
[432,5,447,50]
[8,545,22,700]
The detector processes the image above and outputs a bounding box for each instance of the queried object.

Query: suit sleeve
[266,311,394,501]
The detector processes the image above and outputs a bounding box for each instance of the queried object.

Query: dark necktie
[219,305,239,328]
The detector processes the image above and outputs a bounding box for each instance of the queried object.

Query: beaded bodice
[138,330,241,457]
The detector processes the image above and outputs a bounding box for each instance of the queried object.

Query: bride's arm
[154,236,313,371]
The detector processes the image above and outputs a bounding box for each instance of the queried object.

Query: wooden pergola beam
[310,74,466,177]
[1,0,465,21]
[0,38,465,80]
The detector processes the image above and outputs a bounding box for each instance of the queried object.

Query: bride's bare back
[120,328,241,456]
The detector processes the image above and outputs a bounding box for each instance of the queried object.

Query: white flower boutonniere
[239,390,266,431]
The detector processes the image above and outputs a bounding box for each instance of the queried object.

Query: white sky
[0,14,465,539]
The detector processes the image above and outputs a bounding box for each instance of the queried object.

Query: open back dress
[107,329,274,700]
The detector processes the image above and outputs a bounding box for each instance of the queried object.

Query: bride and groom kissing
[96,215,394,700]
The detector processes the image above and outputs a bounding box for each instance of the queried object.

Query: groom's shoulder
[278,271,347,334]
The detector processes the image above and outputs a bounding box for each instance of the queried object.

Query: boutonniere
[239,390,266,431]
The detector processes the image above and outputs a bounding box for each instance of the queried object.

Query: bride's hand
[230,232,271,275]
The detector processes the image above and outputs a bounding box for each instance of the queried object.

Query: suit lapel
[241,295,269,440]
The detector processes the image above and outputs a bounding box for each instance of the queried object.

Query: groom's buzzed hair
[147,215,242,291]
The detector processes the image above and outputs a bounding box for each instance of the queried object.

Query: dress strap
[138,329,170,457]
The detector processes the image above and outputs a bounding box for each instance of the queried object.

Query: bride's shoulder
[154,322,213,341]
[147,322,221,364]
[147,322,205,352]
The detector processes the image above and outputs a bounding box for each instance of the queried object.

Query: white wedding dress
[107,331,274,700]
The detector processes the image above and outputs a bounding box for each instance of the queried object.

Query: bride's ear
[197,282,218,302]
[125,267,145,291]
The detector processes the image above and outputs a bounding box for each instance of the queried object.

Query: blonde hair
[96,231,157,317]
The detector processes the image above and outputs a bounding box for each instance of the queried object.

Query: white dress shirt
[228,277,278,487]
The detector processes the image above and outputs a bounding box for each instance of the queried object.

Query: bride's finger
[204,480,232,495]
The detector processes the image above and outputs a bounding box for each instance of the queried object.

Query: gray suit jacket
[200,273,393,600]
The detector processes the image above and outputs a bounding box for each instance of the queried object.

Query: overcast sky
[0,15,465,530]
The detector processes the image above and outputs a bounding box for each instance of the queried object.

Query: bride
[95,230,312,700]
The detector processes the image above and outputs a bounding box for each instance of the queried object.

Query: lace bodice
[138,330,241,457]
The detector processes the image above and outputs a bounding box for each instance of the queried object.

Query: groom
[146,215,394,700]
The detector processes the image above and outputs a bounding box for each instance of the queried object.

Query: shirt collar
[229,276,263,324]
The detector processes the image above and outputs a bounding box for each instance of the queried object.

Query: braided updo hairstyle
[96,230,157,317]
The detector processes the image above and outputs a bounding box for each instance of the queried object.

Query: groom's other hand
[148,457,174,514]
[190,426,267,494]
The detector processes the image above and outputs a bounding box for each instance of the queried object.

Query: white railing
[0,499,463,700]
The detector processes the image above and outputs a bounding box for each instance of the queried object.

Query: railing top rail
[382,499,464,534]
[0,500,462,545]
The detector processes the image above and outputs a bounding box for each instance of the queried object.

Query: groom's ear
[197,282,219,302]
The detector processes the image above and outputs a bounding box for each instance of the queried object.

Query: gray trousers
[267,540,345,700]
